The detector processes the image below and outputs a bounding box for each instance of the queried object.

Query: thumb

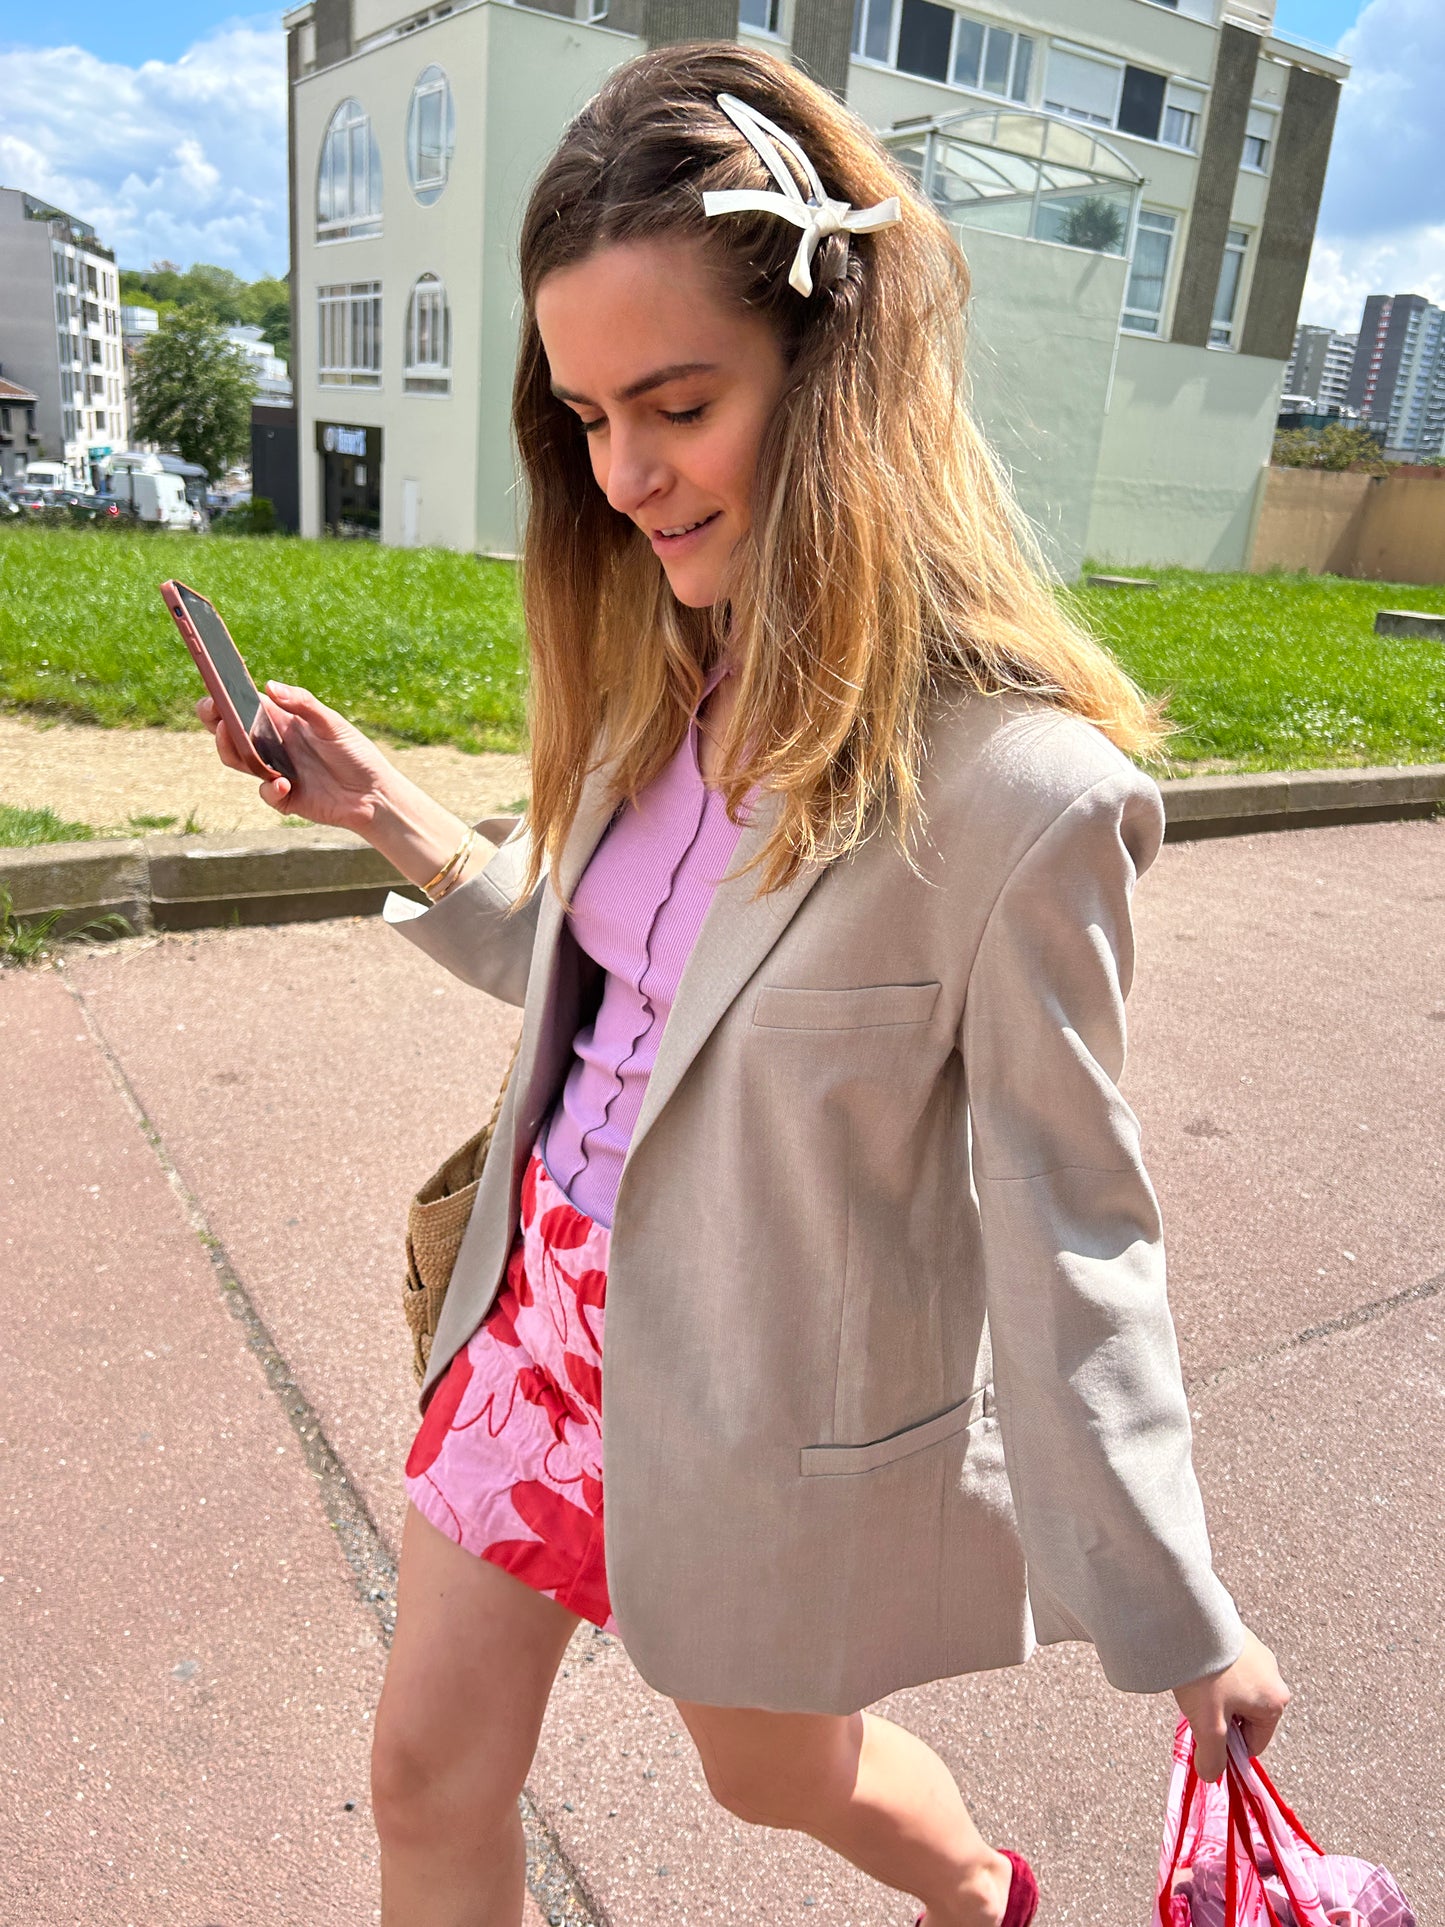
[264,680,321,712]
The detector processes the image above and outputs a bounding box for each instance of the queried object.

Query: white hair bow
[701,92,902,298]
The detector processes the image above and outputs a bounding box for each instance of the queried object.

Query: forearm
[362,764,499,894]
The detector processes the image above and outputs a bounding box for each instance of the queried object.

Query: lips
[650,511,720,539]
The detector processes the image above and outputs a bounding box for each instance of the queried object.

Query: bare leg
[674,1700,1014,1927]
[372,1502,581,1927]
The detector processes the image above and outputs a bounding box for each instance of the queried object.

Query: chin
[666,574,721,610]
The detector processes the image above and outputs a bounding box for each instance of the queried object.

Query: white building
[1284,322,1357,414]
[226,324,295,405]
[282,0,1347,571]
[0,188,129,485]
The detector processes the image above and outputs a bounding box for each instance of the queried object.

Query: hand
[195,683,399,836]
[1173,1628,1290,1784]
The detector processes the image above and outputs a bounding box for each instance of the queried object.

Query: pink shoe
[913,1848,1039,1927]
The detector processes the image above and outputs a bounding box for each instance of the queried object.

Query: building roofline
[1263,32,1350,80]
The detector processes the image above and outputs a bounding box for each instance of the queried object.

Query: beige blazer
[383,686,1245,1715]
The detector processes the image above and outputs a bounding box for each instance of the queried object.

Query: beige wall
[1250,468,1445,585]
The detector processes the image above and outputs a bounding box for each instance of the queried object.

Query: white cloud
[0,17,286,279]
[1300,0,1445,330]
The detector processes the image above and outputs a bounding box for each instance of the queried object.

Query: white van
[22,460,70,492]
[107,467,194,528]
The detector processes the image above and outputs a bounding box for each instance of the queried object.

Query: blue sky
[0,0,1438,331]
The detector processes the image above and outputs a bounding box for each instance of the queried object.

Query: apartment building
[0,188,129,486]
[1283,322,1356,413]
[1345,293,1445,461]
[282,0,1346,570]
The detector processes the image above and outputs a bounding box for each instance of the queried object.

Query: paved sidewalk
[2,817,1441,1925]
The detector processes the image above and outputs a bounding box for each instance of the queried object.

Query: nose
[600,422,669,522]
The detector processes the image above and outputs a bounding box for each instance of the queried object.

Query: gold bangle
[422,826,476,902]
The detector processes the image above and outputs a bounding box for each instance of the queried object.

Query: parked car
[0,486,23,519]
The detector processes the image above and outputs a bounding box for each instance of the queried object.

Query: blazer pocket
[800,1386,991,1477]
[752,980,942,1031]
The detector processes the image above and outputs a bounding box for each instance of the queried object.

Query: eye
[664,405,707,425]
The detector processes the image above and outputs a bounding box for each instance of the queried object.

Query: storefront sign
[316,422,380,460]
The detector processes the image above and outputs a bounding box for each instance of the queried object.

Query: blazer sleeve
[380,813,544,1008]
[960,765,1247,1694]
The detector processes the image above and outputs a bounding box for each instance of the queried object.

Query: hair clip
[701,91,902,298]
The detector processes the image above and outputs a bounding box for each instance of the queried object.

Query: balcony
[880,107,1142,256]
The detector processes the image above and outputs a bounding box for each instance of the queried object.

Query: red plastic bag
[1153,1718,1416,1927]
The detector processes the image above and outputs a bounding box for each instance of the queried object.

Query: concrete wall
[1250,467,1445,586]
[1248,467,1373,575]
[1086,332,1284,569]
[959,226,1128,578]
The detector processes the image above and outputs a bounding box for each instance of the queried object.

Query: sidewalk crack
[59,962,609,1927]
[1186,1266,1445,1395]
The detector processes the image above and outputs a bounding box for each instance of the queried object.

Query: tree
[130,308,254,481]
[1271,422,1389,474]
[1058,195,1127,253]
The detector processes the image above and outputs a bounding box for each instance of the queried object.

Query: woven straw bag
[403,1033,522,1385]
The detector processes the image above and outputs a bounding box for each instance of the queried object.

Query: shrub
[210,496,279,537]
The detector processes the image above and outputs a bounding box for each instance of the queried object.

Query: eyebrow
[549,361,720,407]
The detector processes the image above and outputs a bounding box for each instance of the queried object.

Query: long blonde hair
[510,41,1172,907]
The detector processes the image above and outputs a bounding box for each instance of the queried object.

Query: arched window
[406,65,455,205]
[317,98,382,241]
[405,274,451,394]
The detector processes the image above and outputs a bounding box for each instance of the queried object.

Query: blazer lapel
[625,785,828,1165]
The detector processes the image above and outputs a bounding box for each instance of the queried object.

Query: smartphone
[159,579,297,785]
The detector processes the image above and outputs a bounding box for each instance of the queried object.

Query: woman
[198,43,1289,1927]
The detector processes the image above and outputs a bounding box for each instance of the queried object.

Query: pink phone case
[159,578,288,783]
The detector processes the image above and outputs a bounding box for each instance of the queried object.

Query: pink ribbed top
[540,660,757,1229]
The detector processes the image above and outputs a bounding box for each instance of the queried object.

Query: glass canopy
[881,107,1144,256]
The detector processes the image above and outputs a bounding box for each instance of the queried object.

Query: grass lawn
[1070,566,1445,774]
[0,525,528,753]
[1,527,1442,774]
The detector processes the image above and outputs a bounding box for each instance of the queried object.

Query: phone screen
[176,584,261,733]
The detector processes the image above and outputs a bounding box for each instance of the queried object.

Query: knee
[370,1697,524,1848]
[686,1710,861,1832]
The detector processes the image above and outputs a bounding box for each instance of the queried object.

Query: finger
[1239,1707,1284,1758]
[1192,1723,1228,1785]
[195,695,216,724]
[264,680,326,718]
[260,776,292,810]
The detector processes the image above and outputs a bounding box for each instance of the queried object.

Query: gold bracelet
[422,826,476,902]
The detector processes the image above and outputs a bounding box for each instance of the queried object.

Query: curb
[3,765,1443,938]
[1157,762,1445,841]
[0,827,425,941]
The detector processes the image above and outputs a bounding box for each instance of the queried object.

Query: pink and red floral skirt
[403,1134,617,1632]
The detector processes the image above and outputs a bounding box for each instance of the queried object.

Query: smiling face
[534,236,793,609]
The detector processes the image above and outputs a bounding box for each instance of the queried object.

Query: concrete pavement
[2,815,1441,1925]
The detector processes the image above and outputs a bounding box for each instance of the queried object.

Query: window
[852,0,1033,100]
[1162,82,1204,151]
[405,275,452,394]
[1210,227,1249,348]
[318,282,382,386]
[406,65,455,205]
[1045,45,1173,143]
[317,98,383,241]
[1121,208,1176,335]
[739,0,782,32]
[1044,46,1119,126]
[1242,104,1275,173]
